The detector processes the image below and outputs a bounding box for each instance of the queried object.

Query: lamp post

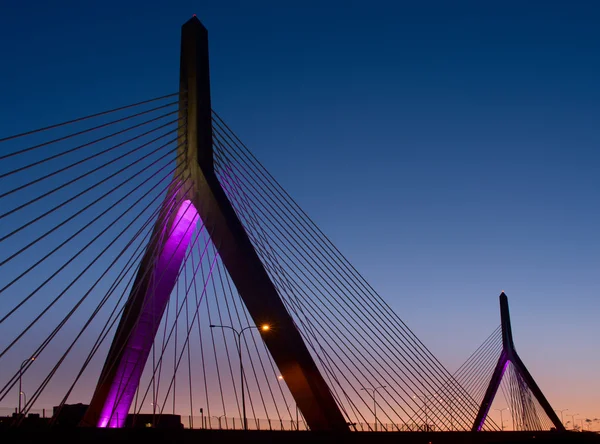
[413,394,431,431]
[210,323,270,431]
[287,402,299,431]
[448,397,454,431]
[554,408,568,426]
[361,385,386,431]
[213,414,226,429]
[278,376,299,431]
[284,401,299,431]
[567,413,579,431]
[583,418,593,432]
[494,408,509,431]
[18,357,35,414]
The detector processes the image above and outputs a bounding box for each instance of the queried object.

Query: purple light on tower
[97,199,200,427]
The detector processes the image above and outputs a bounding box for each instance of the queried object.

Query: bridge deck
[1,428,599,444]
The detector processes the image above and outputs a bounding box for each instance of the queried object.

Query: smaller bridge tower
[472,292,565,431]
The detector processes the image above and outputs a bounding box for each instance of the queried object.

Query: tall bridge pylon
[82,16,348,431]
[471,292,564,431]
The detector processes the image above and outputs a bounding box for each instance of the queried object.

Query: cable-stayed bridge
[0,16,594,443]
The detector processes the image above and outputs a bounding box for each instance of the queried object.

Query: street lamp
[213,414,226,429]
[582,418,594,432]
[360,386,386,431]
[18,357,35,414]
[554,408,568,425]
[210,323,270,431]
[494,408,509,431]
[284,401,299,431]
[413,394,432,431]
[567,413,579,431]
[278,376,299,431]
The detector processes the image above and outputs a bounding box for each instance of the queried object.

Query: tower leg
[510,354,564,430]
[83,196,199,427]
[472,352,508,431]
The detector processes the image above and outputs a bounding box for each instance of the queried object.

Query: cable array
[211,111,500,432]
[0,96,306,431]
[0,95,519,432]
[452,326,503,408]
[499,362,555,431]
[0,92,187,420]
[453,327,556,431]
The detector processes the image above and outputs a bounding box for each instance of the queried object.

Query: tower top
[183,15,207,31]
[499,292,515,353]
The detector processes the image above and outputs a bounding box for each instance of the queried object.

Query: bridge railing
[182,415,427,432]
[0,406,439,432]
[350,422,433,432]
[182,415,308,431]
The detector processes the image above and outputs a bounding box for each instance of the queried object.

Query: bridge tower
[472,292,564,431]
[82,16,348,432]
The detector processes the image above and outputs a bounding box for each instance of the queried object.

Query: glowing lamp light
[278,375,284,380]
[261,324,270,332]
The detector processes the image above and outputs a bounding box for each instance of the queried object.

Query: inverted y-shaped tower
[472,292,564,431]
[82,16,348,431]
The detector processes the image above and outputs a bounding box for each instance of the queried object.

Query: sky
[1,0,598,428]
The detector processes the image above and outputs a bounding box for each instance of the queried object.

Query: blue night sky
[1,1,599,421]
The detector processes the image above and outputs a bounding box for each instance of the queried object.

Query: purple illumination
[97,199,199,428]
[475,353,509,431]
